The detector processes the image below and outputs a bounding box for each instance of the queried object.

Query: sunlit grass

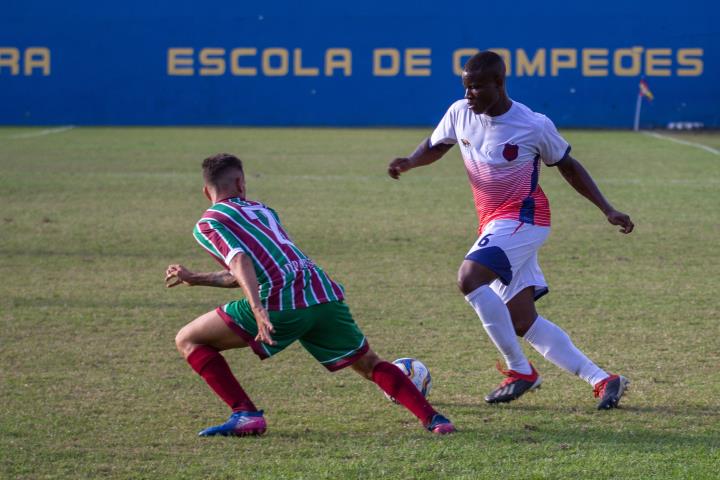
[1,127,719,479]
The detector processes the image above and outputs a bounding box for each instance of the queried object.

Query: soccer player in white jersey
[166,153,455,436]
[387,51,634,409]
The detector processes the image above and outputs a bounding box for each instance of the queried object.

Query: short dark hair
[464,51,506,79]
[202,153,244,187]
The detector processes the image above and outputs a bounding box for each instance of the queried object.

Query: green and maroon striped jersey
[193,197,345,311]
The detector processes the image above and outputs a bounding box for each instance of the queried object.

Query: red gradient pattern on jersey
[464,156,551,233]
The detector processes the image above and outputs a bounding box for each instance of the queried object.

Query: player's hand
[388,157,413,179]
[252,306,276,346]
[606,210,634,234]
[165,264,195,287]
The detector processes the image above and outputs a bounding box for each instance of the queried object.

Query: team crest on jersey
[461,138,471,148]
[502,143,519,161]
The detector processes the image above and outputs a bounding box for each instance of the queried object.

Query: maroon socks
[186,348,436,424]
[186,345,257,412]
[371,361,436,425]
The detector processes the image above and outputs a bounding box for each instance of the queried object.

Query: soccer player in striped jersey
[388,51,634,410]
[166,153,455,436]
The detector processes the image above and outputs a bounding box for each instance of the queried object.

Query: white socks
[465,285,532,375]
[465,286,609,386]
[524,315,608,386]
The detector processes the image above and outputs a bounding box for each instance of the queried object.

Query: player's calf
[357,351,455,434]
[177,313,258,412]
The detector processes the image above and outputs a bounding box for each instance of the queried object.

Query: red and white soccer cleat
[594,374,630,410]
[484,362,542,404]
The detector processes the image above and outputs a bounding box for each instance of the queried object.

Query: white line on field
[642,131,720,156]
[8,126,75,139]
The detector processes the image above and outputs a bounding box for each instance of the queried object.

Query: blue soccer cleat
[426,413,456,435]
[198,410,267,437]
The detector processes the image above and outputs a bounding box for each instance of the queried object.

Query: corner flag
[639,79,654,101]
[634,78,654,131]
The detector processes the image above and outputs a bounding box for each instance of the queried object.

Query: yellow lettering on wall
[294,48,319,76]
[516,48,545,77]
[677,48,703,76]
[373,48,400,76]
[199,48,226,76]
[405,48,431,76]
[489,48,512,76]
[453,48,479,75]
[160,45,707,80]
[582,48,608,76]
[551,49,577,76]
[230,48,257,76]
[325,48,352,76]
[262,48,289,76]
[24,47,50,76]
[613,47,643,76]
[0,47,20,75]
[645,48,672,76]
[167,48,194,76]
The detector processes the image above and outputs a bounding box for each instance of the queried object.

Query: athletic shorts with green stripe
[216,299,369,371]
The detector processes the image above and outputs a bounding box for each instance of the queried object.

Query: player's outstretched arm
[556,155,634,234]
[227,254,276,346]
[388,137,454,179]
[165,264,239,288]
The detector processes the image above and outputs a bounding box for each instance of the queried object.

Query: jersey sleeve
[538,116,571,166]
[429,103,459,147]
[193,218,246,268]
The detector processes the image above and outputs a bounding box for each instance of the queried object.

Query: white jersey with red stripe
[430,99,570,234]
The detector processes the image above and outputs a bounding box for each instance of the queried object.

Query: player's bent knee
[457,264,494,295]
[352,350,381,380]
[457,275,480,296]
[175,326,197,359]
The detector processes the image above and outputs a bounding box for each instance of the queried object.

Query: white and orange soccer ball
[385,358,432,403]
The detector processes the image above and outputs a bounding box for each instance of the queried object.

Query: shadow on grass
[263,421,720,453]
[456,425,720,451]
[621,404,720,416]
[431,401,720,418]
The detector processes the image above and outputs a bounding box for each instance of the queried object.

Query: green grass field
[1,127,719,479]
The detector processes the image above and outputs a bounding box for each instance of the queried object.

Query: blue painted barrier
[1,1,717,127]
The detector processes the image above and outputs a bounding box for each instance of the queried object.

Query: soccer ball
[384,358,432,403]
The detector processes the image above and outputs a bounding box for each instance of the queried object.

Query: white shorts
[465,220,550,304]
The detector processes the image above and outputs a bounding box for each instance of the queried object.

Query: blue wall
[1,1,717,127]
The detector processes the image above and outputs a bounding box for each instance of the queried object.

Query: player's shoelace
[495,361,535,386]
[593,375,617,398]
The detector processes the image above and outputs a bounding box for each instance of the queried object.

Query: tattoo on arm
[193,271,239,288]
[212,271,240,288]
